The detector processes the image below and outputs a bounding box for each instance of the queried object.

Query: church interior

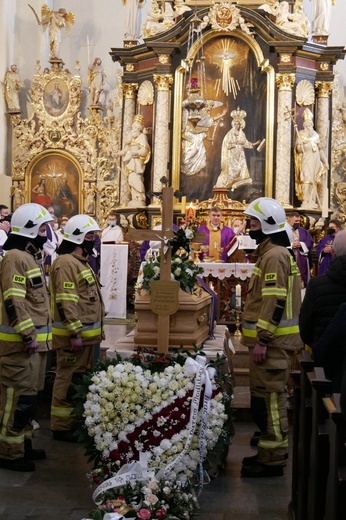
[1,1,346,519]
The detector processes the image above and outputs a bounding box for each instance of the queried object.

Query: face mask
[249,229,266,244]
[233,227,239,234]
[53,223,59,231]
[327,228,335,235]
[81,239,95,256]
[32,235,47,250]
[108,221,115,228]
[292,223,299,230]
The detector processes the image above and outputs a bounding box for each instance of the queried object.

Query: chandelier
[182,12,207,127]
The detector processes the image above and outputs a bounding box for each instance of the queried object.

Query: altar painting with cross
[172,32,273,204]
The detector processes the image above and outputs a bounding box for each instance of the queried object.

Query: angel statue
[29,4,75,59]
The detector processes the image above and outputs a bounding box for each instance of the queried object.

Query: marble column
[315,81,333,156]
[152,74,173,198]
[275,73,296,207]
[120,83,138,205]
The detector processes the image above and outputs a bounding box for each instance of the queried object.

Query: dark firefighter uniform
[0,249,51,460]
[50,251,104,432]
[241,238,303,466]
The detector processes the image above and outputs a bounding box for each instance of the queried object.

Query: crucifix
[127,186,204,354]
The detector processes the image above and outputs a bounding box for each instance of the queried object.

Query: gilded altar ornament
[280,53,291,63]
[259,0,310,38]
[125,63,134,72]
[320,62,329,71]
[208,3,254,35]
[316,81,333,98]
[29,4,75,59]
[296,80,315,106]
[137,80,154,105]
[2,64,23,112]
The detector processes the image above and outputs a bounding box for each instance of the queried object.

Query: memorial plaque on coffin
[134,285,212,348]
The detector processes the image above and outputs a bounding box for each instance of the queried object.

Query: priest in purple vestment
[315,219,343,275]
[288,212,313,287]
[197,206,236,262]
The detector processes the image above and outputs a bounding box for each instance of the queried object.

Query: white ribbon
[92,460,148,504]
[156,355,215,488]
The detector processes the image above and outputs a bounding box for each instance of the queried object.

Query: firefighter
[50,214,105,441]
[240,197,303,478]
[0,203,53,472]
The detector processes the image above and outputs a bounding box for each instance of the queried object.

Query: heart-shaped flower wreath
[75,350,233,519]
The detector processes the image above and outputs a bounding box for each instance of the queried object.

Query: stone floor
[0,321,293,520]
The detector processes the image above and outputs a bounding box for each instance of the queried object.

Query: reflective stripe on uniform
[261,287,287,297]
[13,318,35,334]
[0,324,52,342]
[77,269,94,283]
[0,387,25,445]
[52,321,102,338]
[25,267,43,278]
[56,292,79,303]
[53,320,83,333]
[3,287,27,299]
[252,266,261,277]
[258,392,288,450]
[51,405,75,418]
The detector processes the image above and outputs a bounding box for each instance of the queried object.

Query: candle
[235,284,242,308]
[181,196,186,215]
[322,187,329,218]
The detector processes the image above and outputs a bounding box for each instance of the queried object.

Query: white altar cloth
[197,262,254,280]
[100,243,128,319]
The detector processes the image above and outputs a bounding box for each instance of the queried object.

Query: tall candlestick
[235,283,242,308]
[181,196,186,215]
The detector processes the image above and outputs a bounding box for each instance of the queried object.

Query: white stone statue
[88,58,106,105]
[294,108,329,209]
[117,115,151,207]
[11,181,25,209]
[123,0,146,40]
[30,4,75,59]
[215,108,261,190]
[2,64,23,111]
[143,1,175,38]
[312,0,335,36]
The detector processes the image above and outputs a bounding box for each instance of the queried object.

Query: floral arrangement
[75,348,233,520]
[139,253,203,294]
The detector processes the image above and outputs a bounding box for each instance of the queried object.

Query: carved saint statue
[117,114,151,207]
[215,107,260,190]
[11,181,25,210]
[29,4,75,59]
[2,64,23,111]
[123,0,146,40]
[312,0,335,35]
[88,58,106,105]
[294,108,329,210]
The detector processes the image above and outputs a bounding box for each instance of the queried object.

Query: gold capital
[315,81,333,98]
[122,83,138,99]
[275,73,295,91]
[153,74,173,91]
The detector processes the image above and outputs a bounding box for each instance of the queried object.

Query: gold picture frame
[28,150,83,217]
[172,29,275,202]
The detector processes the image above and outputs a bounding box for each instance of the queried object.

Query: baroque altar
[110,0,345,231]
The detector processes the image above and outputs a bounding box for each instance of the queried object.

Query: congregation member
[50,214,105,442]
[101,211,124,243]
[240,197,303,478]
[287,211,313,288]
[315,218,343,274]
[0,203,53,472]
[300,229,346,391]
[197,206,235,262]
[56,215,69,243]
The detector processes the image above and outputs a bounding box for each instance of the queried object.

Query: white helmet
[244,197,286,235]
[11,203,54,238]
[63,214,100,244]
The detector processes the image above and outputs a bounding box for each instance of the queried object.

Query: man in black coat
[299,229,346,390]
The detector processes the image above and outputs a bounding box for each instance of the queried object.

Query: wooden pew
[323,394,346,520]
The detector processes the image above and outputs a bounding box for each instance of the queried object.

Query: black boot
[0,457,35,472]
[24,439,46,460]
[241,462,284,478]
[242,454,258,466]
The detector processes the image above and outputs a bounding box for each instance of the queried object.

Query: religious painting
[28,151,82,217]
[43,78,69,118]
[173,33,273,204]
